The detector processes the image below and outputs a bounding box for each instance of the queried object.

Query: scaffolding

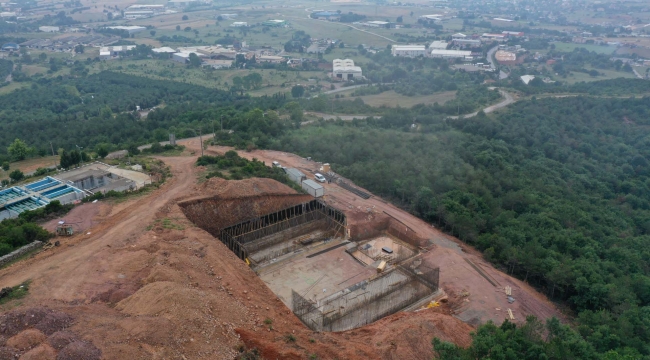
[219,200,346,260]
[293,257,440,332]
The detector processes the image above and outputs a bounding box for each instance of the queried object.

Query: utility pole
[76,145,83,167]
[50,142,57,168]
[199,128,204,157]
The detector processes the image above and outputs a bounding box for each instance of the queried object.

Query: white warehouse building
[429,49,473,59]
[391,45,426,57]
[332,59,362,80]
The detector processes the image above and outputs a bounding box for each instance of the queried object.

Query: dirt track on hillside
[0,137,559,359]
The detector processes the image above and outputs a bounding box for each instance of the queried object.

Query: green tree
[188,52,202,67]
[291,85,305,98]
[1,162,8,171]
[176,25,181,31]
[74,45,84,54]
[182,14,188,20]
[96,145,109,158]
[150,30,156,36]
[8,138,28,161]
[9,169,24,182]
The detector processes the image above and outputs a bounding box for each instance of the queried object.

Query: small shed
[302,179,324,198]
[286,168,306,184]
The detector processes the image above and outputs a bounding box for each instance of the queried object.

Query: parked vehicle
[314,173,326,183]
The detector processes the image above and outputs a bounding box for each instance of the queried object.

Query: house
[391,45,426,57]
[452,33,467,39]
[230,22,248,27]
[502,31,524,37]
[152,47,177,58]
[332,59,362,80]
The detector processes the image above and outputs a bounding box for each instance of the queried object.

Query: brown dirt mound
[47,331,79,350]
[20,343,56,360]
[56,341,101,360]
[180,177,312,235]
[6,328,47,351]
[196,177,298,198]
[0,346,20,358]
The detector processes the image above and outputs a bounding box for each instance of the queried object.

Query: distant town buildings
[230,22,248,27]
[100,45,136,60]
[332,58,362,80]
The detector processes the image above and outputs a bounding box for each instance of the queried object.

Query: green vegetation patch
[0,280,31,305]
[197,151,302,192]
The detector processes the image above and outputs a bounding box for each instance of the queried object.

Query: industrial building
[363,21,391,28]
[38,26,59,32]
[99,45,136,60]
[0,177,85,220]
[429,49,472,59]
[481,33,507,42]
[124,10,154,19]
[495,50,517,64]
[230,22,248,27]
[429,41,448,50]
[453,39,481,48]
[332,58,362,80]
[262,19,286,27]
[391,45,426,57]
[105,26,147,35]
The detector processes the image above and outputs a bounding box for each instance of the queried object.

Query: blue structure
[0,176,85,220]
[1,43,19,51]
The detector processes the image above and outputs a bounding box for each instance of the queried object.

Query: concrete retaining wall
[0,241,44,268]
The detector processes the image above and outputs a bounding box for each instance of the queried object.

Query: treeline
[509,77,650,96]
[0,217,52,256]
[273,95,650,358]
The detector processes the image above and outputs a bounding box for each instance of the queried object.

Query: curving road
[449,89,515,119]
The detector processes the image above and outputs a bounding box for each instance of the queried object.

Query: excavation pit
[179,184,439,332]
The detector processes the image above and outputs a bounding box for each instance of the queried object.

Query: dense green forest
[273,95,650,358]
[0,72,287,159]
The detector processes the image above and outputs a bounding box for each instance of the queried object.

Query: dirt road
[449,89,516,119]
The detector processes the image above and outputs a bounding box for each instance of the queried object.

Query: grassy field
[335,89,457,108]
[0,82,29,95]
[552,42,617,55]
[0,156,59,181]
[562,67,637,84]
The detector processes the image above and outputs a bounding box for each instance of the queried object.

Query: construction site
[179,180,441,333]
[0,138,564,360]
